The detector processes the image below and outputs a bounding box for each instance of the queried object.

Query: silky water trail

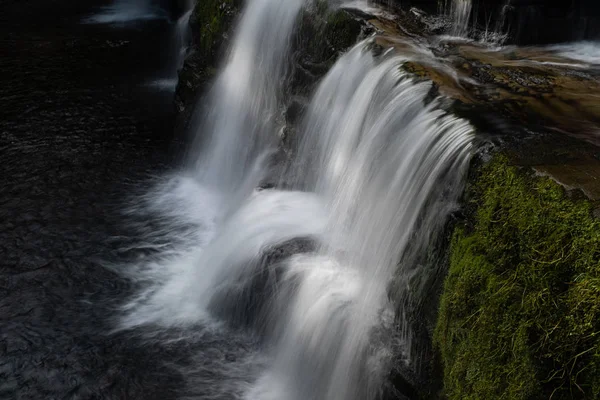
[113,0,474,399]
[84,0,167,24]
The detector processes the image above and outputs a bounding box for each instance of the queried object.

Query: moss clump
[323,9,362,55]
[193,0,237,59]
[435,155,600,399]
[297,7,363,65]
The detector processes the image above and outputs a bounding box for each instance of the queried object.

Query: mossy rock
[192,0,239,60]
[297,7,363,66]
[175,0,240,119]
[289,6,364,95]
[323,9,363,55]
[435,155,600,399]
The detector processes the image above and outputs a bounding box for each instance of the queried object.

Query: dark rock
[393,0,600,44]
[174,0,241,133]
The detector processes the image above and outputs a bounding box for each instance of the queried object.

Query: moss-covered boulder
[435,155,600,400]
[192,0,238,60]
[288,6,365,95]
[174,0,239,124]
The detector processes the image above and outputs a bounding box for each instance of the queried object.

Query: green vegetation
[193,0,237,58]
[323,9,362,55]
[435,155,600,399]
[298,6,362,65]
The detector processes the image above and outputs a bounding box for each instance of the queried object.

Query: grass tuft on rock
[435,155,600,400]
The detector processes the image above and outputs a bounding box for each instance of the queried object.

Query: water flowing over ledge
[115,0,474,397]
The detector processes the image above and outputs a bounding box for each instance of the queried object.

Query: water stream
[448,0,472,36]
[119,0,473,398]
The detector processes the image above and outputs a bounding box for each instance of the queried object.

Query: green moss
[324,9,362,54]
[435,155,600,399]
[298,7,362,64]
[193,0,237,59]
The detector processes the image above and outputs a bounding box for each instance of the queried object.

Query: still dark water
[1,1,188,398]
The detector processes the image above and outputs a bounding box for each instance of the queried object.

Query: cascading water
[477,0,511,44]
[493,0,512,38]
[120,0,308,329]
[245,43,473,400]
[446,0,472,37]
[173,4,193,74]
[118,1,474,399]
[189,0,304,201]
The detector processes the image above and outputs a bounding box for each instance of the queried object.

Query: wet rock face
[174,0,240,132]
[503,0,600,44]
[401,0,600,44]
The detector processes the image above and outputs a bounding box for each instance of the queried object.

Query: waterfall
[245,42,473,400]
[173,5,193,74]
[188,0,304,202]
[448,0,473,36]
[119,1,474,399]
[479,0,511,44]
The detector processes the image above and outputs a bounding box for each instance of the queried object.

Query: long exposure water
[5,0,600,399]
[117,0,473,399]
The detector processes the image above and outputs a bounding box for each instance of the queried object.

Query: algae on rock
[193,0,238,59]
[174,0,240,126]
[435,155,600,400]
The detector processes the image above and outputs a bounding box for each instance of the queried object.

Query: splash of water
[245,42,473,400]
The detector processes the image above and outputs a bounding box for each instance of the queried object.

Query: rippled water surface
[1,1,190,398]
[4,0,599,399]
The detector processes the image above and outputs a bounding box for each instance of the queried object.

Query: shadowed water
[84,0,167,24]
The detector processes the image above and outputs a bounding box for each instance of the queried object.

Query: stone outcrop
[361,5,600,398]
[174,0,241,134]
[407,0,600,44]
[173,1,600,398]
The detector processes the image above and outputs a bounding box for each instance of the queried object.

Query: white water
[247,43,473,400]
[549,41,600,65]
[84,0,165,24]
[448,0,472,36]
[118,1,474,399]
[189,0,305,200]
